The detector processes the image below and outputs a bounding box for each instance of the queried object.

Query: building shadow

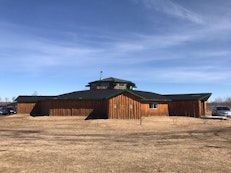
[85,110,108,120]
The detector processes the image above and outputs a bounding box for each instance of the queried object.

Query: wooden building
[17,89,170,119]
[16,96,55,115]
[16,77,211,119]
[165,93,211,118]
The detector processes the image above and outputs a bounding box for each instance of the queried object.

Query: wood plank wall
[199,101,206,115]
[108,92,141,119]
[141,102,169,117]
[40,100,108,118]
[17,93,169,119]
[17,103,36,114]
[18,100,205,118]
[168,100,201,117]
[108,93,169,119]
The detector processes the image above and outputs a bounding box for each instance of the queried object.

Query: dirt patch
[0,114,230,173]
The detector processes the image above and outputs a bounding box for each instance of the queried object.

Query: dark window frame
[149,103,158,109]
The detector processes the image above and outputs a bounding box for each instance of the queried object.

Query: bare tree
[5,97,9,102]
[225,97,231,103]
[12,97,16,102]
[32,91,38,96]
[214,97,223,103]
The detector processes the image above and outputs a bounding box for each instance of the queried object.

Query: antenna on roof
[100,70,103,80]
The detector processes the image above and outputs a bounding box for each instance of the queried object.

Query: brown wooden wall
[141,102,169,117]
[40,100,108,119]
[168,100,204,117]
[108,92,141,119]
[107,93,169,119]
[17,103,36,114]
[199,101,206,116]
[17,94,169,119]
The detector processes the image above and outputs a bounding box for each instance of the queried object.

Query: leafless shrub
[207,97,231,112]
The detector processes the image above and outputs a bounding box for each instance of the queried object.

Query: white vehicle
[212,106,231,118]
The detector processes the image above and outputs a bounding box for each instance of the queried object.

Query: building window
[149,103,158,109]
[101,83,109,87]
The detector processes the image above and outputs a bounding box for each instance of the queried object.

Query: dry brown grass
[0,114,230,173]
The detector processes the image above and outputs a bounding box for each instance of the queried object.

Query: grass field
[0,114,230,173]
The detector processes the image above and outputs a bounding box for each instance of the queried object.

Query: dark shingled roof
[16,91,211,103]
[57,89,123,100]
[15,96,55,103]
[164,93,212,101]
[131,90,171,101]
[89,77,133,84]
[86,77,137,88]
[16,89,170,102]
[56,89,170,102]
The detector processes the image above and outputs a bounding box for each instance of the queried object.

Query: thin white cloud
[160,69,228,83]
[111,31,197,55]
[194,50,231,57]
[112,17,231,55]
[123,66,231,84]
[0,8,230,85]
[0,22,105,71]
[134,0,203,24]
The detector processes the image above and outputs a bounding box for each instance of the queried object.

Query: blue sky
[0,0,231,101]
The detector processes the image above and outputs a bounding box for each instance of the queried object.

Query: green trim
[104,90,146,100]
[98,90,140,100]
[127,90,171,102]
[104,90,171,102]
[198,93,212,101]
[47,98,104,101]
[126,90,146,99]
[104,90,126,99]
[142,98,171,102]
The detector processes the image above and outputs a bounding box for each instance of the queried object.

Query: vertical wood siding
[18,95,169,119]
[141,102,169,117]
[107,93,169,119]
[108,92,141,119]
[17,103,36,114]
[199,101,206,116]
[40,100,108,118]
[168,100,201,117]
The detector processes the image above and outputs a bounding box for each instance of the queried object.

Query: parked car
[212,106,231,118]
[7,107,17,114]
[0,106,9,115]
